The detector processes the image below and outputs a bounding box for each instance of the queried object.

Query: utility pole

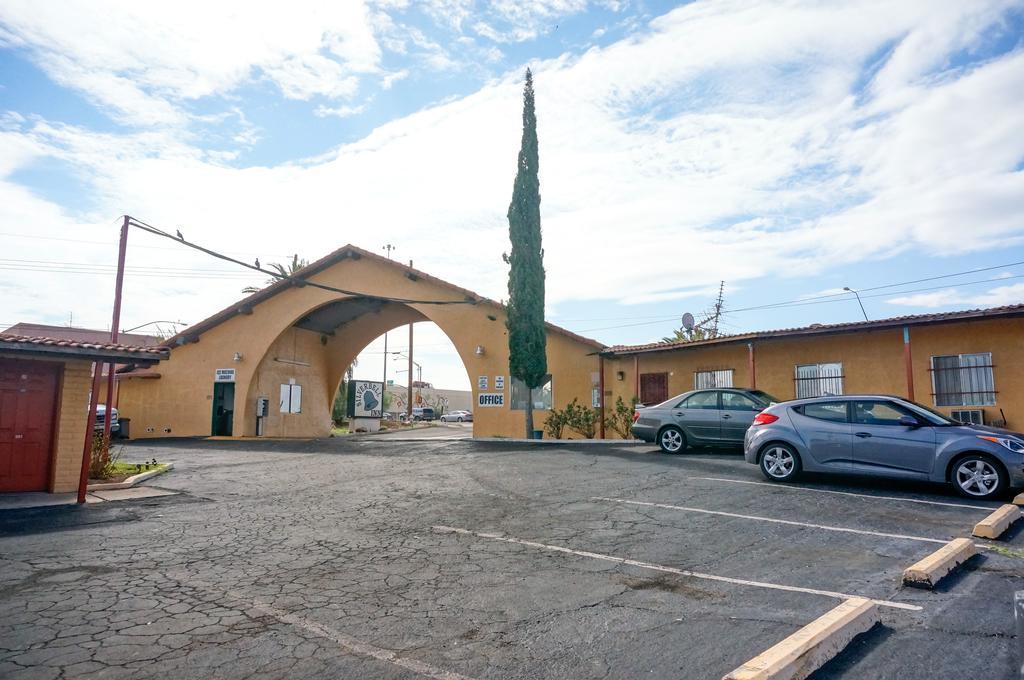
[407,259,414,421]
[80,215,128,504]
[382,244,395,391]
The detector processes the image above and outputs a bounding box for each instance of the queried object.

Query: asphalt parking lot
[0,438,1021,679]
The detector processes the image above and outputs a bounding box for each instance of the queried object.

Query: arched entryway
[116,245,605,440]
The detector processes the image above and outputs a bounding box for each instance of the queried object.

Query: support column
[903,326,915,401]
[598,355,605,439]
[407,322,413,421]
[748,342,756,389]
[633,355,640,403]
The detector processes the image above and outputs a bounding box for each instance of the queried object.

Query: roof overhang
[0,337,169,365]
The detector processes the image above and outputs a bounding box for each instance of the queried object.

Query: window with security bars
[930,353,995,406]
[694,369,734,389]
[794,362,843,398]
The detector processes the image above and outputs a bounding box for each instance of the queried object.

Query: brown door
[640,372,669,406]
[0,360,59,492]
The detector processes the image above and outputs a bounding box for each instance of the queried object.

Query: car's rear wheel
[658,426,686,454]
[457,417,464,422]
[760,443,801,482]
[951,455,1006,500]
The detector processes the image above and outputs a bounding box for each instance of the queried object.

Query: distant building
[385,382,472,415]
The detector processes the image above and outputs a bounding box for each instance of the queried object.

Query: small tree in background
[505,68,547,438]
[243,254,309,293]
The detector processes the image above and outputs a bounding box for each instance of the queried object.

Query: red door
[640,372,669,406]
[0,360,59,492]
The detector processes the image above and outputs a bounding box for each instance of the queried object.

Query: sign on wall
[280,383,302,414]
[494,375,505,390]
[348,380,384,418]
[215,368,236,382]
[478,375,488,390]
[478,392,505,408]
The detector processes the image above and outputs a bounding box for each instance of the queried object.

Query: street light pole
[843,287,869,321]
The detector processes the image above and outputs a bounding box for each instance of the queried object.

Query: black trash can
[118,418,130,440]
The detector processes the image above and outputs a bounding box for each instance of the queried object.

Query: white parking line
[593,497,950,545]
[687,475,993,511]
[244,594,475,680]
[433,525,923,612]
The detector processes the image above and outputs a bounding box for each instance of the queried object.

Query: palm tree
[242,254,308,293]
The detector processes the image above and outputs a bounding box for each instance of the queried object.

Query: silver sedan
[744,394,1024,500]
[632,388,779,453]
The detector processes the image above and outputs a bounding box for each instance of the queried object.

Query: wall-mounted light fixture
[616,371,625,381]
[233,352,243,362]
[475,345,485,356]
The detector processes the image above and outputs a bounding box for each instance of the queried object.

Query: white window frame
[694,369,734,389]
[794,362,843,399]
[930,353,995,407]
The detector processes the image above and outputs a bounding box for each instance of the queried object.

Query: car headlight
[977,435,1024,453]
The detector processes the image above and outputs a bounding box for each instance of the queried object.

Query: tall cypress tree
[505,68,547,438]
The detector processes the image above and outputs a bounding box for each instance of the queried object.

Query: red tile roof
[1,323,162,347]
[603,304,1024,355]
[0,334,169,360]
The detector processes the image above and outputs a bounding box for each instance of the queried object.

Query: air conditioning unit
[950,409,984,425]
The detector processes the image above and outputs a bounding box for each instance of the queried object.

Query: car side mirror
[898,415,920,428]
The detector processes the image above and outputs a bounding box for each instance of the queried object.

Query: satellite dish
[681,312,695,331]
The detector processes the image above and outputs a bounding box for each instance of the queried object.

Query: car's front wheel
[951,455,1006,500]
[760,443,801,482]
[457,417,464,422]
[658,426,686,454]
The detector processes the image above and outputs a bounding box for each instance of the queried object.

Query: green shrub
[604,396,639,439]
[564,398,599,438]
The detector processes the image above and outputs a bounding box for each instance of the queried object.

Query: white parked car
[440,410,473,423]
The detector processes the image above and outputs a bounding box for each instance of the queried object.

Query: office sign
[478,392,504,408]
[215,368,236,382]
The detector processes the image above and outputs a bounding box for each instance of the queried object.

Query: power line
[727,259,1024,314]
[0,230,292,258]
[574,272,1024,333]
[127,216,478,306]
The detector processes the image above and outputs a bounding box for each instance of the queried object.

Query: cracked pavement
[0,438,1021,678]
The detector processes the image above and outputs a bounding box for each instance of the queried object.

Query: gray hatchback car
[632,388,779,453]
[744,395,1024,500]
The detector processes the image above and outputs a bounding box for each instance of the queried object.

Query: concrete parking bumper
[902,538,976,589]
[722,598,879,680]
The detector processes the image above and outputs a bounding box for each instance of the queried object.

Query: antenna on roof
[681,312,695,331]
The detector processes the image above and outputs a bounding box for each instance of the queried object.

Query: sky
[1,0,1023,391]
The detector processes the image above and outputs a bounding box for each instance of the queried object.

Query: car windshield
[749,390,781,405]
[900,400,957,426]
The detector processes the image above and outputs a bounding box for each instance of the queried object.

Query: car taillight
[752,413,779,426]
[632,411,641,423]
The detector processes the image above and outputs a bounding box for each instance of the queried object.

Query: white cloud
[0,1,382,125]
[887,283,1024,308]
[2,0,1024,388]
[313,103,367,119]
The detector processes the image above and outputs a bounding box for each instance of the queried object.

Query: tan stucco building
[114,244,1024,442]
[118,245,603,440]
[601,305,1024,431]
